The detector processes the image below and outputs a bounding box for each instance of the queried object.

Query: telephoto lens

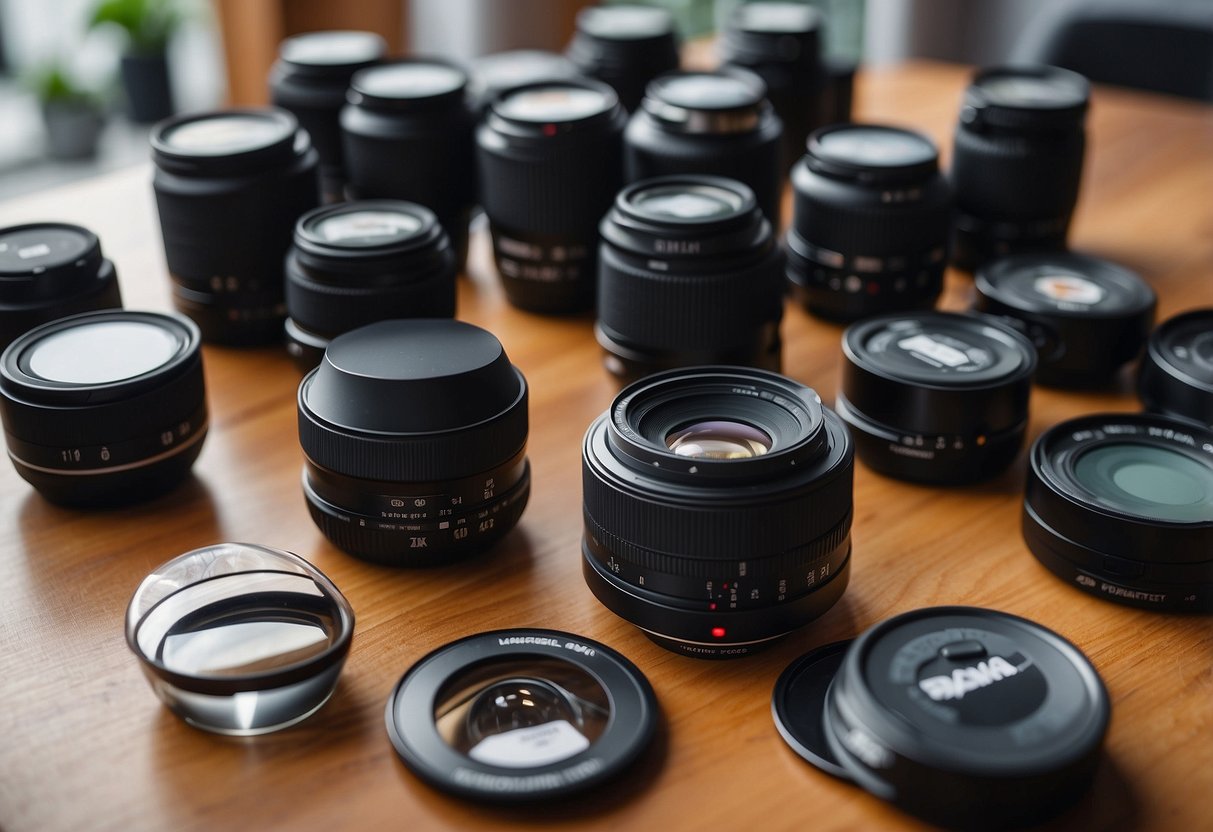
[565,4,680,113]
[1138,308,1213,429]
[269,30,387,202]
[582,366,854,658]
[719,1,825,171]
[785,124,952,322]
[0,222,123,352]
[342,58,477,267]
[477,79,627,313]
[1024,412,1213,612]
[596,175,784,383]
[467,50,583,114]
[0,310,206,506]
[284,200,457,372]
[298,319,529,565]
[625,69,784,228]
[151,108,320,345]
[952,65,1090,271]
[975,253,1155,387]
[837,312,1036,484]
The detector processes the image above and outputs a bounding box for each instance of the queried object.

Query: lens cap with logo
[1138,308,1213,429]
[772,606,1110,829]
[385,628,657,801]
[975,253,1156,387]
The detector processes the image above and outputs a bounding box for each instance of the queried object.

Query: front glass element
[1073,442,1213,522]
[667,420,773,459]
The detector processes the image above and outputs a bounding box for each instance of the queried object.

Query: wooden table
[1,62,1210,832]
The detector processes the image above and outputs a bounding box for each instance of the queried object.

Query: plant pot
[41,101,104,160]
[121,51,173,123]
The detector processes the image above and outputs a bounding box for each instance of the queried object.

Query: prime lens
[596,175,784,383]
[0,310,207,506]
[298,319,529,565]
[0,222,123,351]
[468,50,583,114]
[582,366,853,658]
[1024,412,1213,612]
[626,69,784,228]
[477,79,626,313]
[785,124,952,322]
[1138,308,1213,429]
[565,4,680,113]
[837,312,1036,484]
[284,200,457,371]
[151,108,320,345]
[952,65,1090,271]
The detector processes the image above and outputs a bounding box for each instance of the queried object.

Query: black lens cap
[1139,308,1213,429]
[385,629,657,802]
[773,606,1109,829]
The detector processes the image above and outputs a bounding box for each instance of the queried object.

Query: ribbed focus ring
[952,127,1084,218]
[285,257,456,335]
[791,185,952,256]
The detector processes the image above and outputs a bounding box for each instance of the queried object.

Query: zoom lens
[952,65,1090,271]
[298,319,529,565]
[0,222,123,351]
[596,175,784,382]
[0,310,207,506]
[1024,413,1213,612]
[582,366,853,658]
[478,79,626,313]
[468,50,583,114]
[837,312,1036,484]
[342,58,476,268]
[785,124,952,322]
[284,200,457,371]
[565,4,680,113]
[152,108,320,345]
[269,30,387,201]
[1139,309,1213,429]
[626,69,784,228]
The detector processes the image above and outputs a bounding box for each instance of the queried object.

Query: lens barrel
[0,222,123,351]
[1024,412,1213,612]
[298,319,529,565]
[0,309,207,506]
[582,366,854,658]
[1138,308,1213,429]
[786,124,952,322]
[468,50,584,114]
[596,175,784,383]
[151,108,320,345]
[951,65,1090,271]
[837,312,1036,484]
[566,5,680,113]
[477,79,627,313]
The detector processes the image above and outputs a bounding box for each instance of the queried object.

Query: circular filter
[773,607,1110,828]
[385,629,657,801]
[1139,308,1213,429]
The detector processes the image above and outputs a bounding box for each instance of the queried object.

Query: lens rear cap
[773,606,1109,828]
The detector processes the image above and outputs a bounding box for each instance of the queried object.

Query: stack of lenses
[284,200,457,371]
[467,50,583,114]
[341,59,477,266]
[596,175,784,382]
[477,80,626,313]
[952,65,1090,270]
[1138,309,1213,428]
[151,108,320,345]
[626,69,784,228]
[269,30,387,202]
[786,125,952,322]
[565,4,680,113]
[0,222,122,351]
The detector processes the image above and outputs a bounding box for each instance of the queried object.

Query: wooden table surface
[1,61,1210,832]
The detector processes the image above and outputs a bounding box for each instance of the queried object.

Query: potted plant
[29,63,107,160]
[89,0,182,123]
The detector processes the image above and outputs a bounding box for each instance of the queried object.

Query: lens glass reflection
[1074,442,1213,522]
[667,420,773,459]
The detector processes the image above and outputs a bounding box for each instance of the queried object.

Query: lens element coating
[667,420,772,459]
[1074,443,1213,522]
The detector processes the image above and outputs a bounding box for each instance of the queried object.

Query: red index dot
[543,124,557,137]
[708,602,717,611]
[711,627,727,639]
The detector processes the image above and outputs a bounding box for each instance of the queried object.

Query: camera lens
[477,79,626,313]
[565,4,680,112]
[837,312,1036,484]
[0,310,207,506]
[785,124,952,322]
[0,222,123,351]
[719,2,825,171]
[1024,412,1213,612]
[596,175,784,383]
[626,69,784,228]
[975,253,1155,387]
[952,65,1090,271]
[284,200,457,372]
[269,30,387,201]
[1138,308,1213,429]
[342,58,477,268]
[582,366,854,658]
[467,50,583,113]
[298,319,529,565]
[151,108,320,345]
